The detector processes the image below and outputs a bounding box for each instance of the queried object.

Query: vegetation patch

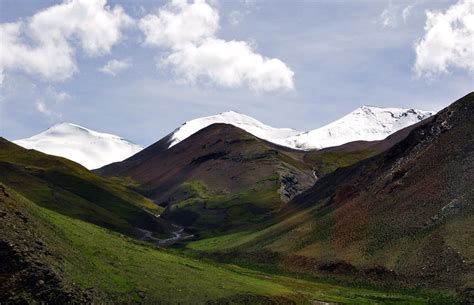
[305,149,375,175]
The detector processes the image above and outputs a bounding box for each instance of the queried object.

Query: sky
[1,0,473,146]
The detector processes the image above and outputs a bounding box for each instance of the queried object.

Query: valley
[2,0,472,303]
[1,93,472,304]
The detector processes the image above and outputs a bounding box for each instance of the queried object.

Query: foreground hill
[187,93,473,301]
[0,138,163,237]
[99,124,316,236]
[14,123,143,169]
[1,184,429,304]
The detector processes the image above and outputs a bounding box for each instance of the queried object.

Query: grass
[187,204,322,252]
[8,185,430,304]
[163,178,283,236]
[305,149,375,175]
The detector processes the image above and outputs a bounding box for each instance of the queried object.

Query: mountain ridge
[14,105,433,170]
[166,106,434,150]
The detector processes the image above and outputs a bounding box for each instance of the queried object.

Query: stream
[136,209,194,246]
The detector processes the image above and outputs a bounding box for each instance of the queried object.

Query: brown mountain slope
[188,93,474,299]
[98,124,316,236]
[95,133,173,177]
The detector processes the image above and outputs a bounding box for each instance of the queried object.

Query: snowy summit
[285,106,434,149]
[166,107,434,150]
[167,111,303,148]
[14,123,143,170]
[13,106,433,169]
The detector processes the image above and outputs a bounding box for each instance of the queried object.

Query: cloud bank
[414,0,474,77]
[0,0,133,81]
[139,0,294,91]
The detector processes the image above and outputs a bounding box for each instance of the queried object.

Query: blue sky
[1,0,472,146]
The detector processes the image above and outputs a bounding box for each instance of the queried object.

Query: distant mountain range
[167,107,433,150]
[13,106,433,169]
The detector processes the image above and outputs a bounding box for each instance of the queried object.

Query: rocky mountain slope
[289,93,473,291]
[14,123,143,170]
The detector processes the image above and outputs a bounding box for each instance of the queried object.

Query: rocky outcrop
[278,172,315,202]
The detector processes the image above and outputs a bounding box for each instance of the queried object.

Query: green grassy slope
[0,138,163,236]
[1,184,429,304]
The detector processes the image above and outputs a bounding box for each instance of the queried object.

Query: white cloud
[139,0,294,91]
[99,58,132,76]
[414,0,474,77]
[0,0,133,81]
[163,39,294,91]
[140,0,219,50]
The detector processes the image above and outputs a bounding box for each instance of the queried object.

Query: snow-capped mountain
[285,106,434,149]
[14,123,143,170]
[167,107,433,150]
[167,111,303,148]
[13,107,433,170]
